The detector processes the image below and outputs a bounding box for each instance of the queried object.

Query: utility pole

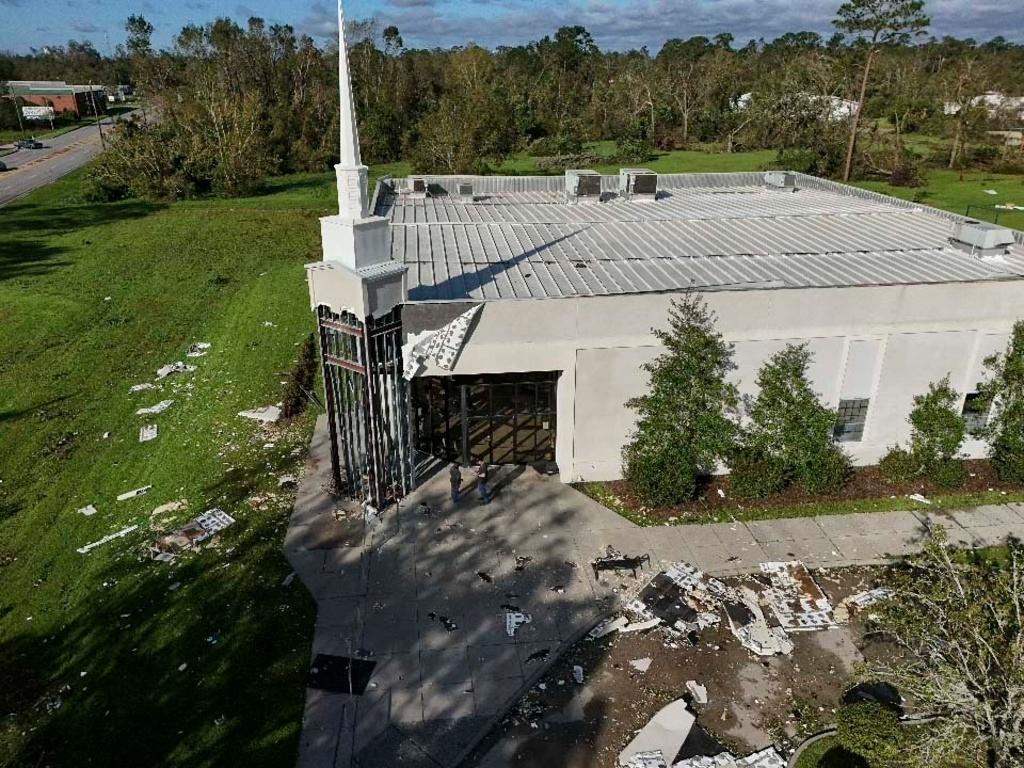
[87,80,106,149]
[9,84,25,134]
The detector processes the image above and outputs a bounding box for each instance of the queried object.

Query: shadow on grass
[0,199,165,283]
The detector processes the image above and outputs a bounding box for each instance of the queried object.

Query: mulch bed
[597,459,1020,524]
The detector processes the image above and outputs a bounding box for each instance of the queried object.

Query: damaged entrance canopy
[403,304,481,379]
[149,508,235,561]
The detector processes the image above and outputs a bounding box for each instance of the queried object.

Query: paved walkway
[286,417,1024,768]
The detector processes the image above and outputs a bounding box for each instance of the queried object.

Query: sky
[1,0,1022,55]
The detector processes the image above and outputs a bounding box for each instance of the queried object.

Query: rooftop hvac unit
[458,181,475,202]
[565,169,602,204]
[952,220,1015,257]
[764,171,798,191]
[618,168,658,200]
[409,176,428,198]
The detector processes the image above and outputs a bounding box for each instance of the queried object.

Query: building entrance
[412,372,558,466]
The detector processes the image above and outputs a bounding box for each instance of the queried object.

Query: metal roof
[372,171,1024,302]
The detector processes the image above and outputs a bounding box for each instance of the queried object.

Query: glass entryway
[412,372,558,466]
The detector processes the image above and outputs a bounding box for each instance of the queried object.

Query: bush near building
[982,321,1024,484]
[623,295,739,506]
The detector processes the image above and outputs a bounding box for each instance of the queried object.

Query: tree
[866,534,1024,767]
[879,376,966,486]
[981,321,1024,483]
[942,57,990,174]
[834,701,906,767]
[733,344,849,496]
[833,0,930,181]
[622,295,739,505]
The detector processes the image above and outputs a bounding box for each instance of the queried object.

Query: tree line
[3,0,1024,198]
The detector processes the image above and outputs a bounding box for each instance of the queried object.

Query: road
[0,110,140,207]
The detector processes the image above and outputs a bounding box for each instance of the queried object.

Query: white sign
[22,105,55,120]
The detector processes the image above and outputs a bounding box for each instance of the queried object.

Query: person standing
[449,463,462,503]
[475,461,491,503]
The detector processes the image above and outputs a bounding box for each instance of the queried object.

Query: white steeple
[335,0,369,219]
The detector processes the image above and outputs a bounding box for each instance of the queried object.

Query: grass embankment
[0,168,387,767]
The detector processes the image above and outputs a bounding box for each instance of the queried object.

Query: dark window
[833,398,869,442]
[962,392,992,437]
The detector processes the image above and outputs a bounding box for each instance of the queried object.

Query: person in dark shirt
[449,463,462,503]
[475,461,491,503]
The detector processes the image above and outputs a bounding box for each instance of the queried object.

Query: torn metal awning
[403,304,481,379]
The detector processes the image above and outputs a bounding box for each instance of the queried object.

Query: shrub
[905,376,967,487]
[834,701,905,768]
[623,295,739,505]
[982,321,1024,483]
[623,440,697,506]
[727,446,791,499]
[929,457,967,488]
[528,133,583,157]
[803,445,852,495]
[281,333,318,419]
[878,446,918,485]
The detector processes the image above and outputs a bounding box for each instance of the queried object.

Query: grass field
[0,169,374,766]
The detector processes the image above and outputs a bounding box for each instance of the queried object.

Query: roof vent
[565,169,602,204]
[618,168,658,200]
[951,220,1015,258]
[458,181,475,202]
[409,176,428,199]
[764,171,798,192]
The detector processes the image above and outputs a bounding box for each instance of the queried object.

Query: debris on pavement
[155,362,196,380]
[524,648,550,664]
[617,698,694,767]
[117,485,152,501]
[620,617,663,634]
[139,424,158,442]
[623,753,668,768]
[592,546,651,579]
[572,665,585,684]
[76,504,97,517]
[686,680,708,704]
[758,561,836,631]
[136,399,173,416]
[149,509,236,561]
[724,587,793,656]
[186,342,211,358]
[506,611,532,637]
[129,382,158,393]
[514,555,533,571]
[672,746,786,768]
[77,525,139,554]
[477,571,494,583]
[629,657,653,673]
[588,615,629,640]
[626,562,727,639]
[237,405,282,424]
[835,587,891,623]
[427,611,458,632]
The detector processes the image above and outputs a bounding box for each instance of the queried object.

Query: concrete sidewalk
[285,417,1024,768]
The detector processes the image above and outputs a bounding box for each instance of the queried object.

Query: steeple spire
[335,0,369,219]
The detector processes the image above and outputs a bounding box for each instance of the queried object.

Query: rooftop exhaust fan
[764,171,798,192]
[458,181,475,202]
[409,176,428,198]
[951,220,1015,259]
[618,168,658,200]
[565,169,602,204]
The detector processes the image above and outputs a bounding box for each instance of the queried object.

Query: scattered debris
[617,698,694,767]
[276,475,297,489]
[155,362,195,380]
[836,587,891,623]
[117,485,152,502]
[282,572,296,587]
[686,680,708,704]
[514,555,533,571]
[588,615,629,640]
[629,657,653,673]
[149,509,236,561]
[186,342,211,358]
[505,611,532,637]
[129,382,157,393]
[263,320,276,327]
[626,562,727,639]
[150,499,187,518]
[76,504,97,517]
[623,753,668,768]
[524,648,550,664]
[427,611,458,632]
[550,584,565,593]
[673,746,786,768]
[984,189,998,195]
[620,617,663,634]
[908,493,931,505]
[592,546,651,579]
[136,399,173,416]
[139,424,158,442]
[77,525,139,554]
[725,587,794,656]
[178,663,188,672]
[237,405,282,424]
[572,665,584,684]
[759,561,836,631]
[477,571,494,583]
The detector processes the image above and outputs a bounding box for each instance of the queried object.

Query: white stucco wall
[419,279,1022,482]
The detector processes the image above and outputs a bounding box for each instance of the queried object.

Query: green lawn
[0,169,355,766]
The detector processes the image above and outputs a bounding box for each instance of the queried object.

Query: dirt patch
[468,565,897,768]
[592,459,1019,524]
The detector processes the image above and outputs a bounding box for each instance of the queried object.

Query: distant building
[944,91,1024,123]
[308,6,1024,508]
[735,91,858,122]
[4,80,108,118]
